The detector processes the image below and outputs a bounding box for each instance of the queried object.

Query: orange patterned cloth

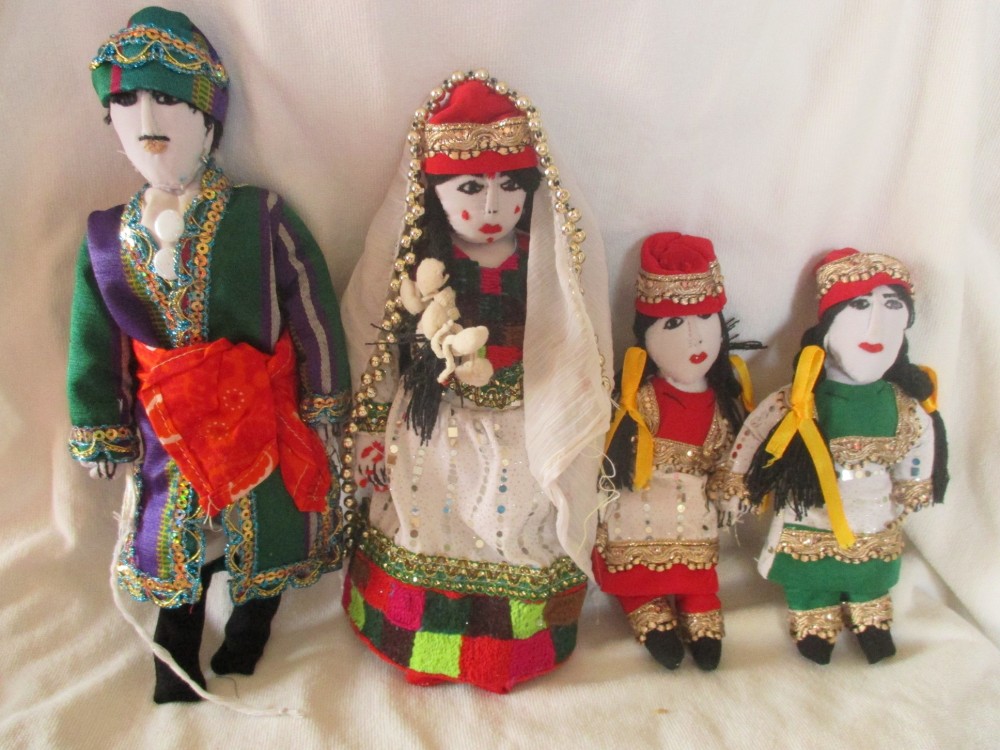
[132,332,331,515]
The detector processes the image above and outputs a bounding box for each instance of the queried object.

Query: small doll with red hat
[339,71,613,692]
[598,233,760,671]
[67,7,349,705]
[719,249,948,664]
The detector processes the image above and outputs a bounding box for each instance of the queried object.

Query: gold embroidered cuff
[636,260,725,308]
[628,598,677,641]
[595,525,718,572]
[706,468,752,509]
[789,605,843,643]
[775,526,904,563]
[423,116,531,160]
[300,391,350,425]
[843,595,893,633]
[891,479,933,512]
[450,362,523,409]
[679,609,724,641]
[815,253,912,299]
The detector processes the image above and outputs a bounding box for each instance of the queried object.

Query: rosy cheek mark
[514,205,521,214]
[461,210,470,221]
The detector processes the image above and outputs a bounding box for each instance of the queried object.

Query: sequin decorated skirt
[344,532,586,693]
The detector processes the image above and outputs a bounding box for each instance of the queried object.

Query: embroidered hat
[423,80,537,175]
[814,248,913,317]
[635,232,726,317]
[91,6,229,124]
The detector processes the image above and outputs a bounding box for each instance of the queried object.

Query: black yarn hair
[400,167,542,443]
[105,90,224,152]
[603,312,764,491]
[745,285,949,517]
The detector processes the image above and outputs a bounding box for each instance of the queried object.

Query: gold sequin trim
[636,259,725,308]
[354,400,391,433]
[815,252,912,300]
[91,25,229,85]
[595,524,719,572]
[450,362,523,409]
[789,605,843,643]
[299,391,350,424]
[628,598,677,641]
[891,479,933,512]
[636,383,733,475]
[360,526,586,599]
[775,526,904,563]
[829,386,923,468]
[843,595,893,633]
[679,609,724,641]
[423,116,532,161]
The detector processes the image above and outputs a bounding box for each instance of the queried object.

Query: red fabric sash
[132,332,331,515]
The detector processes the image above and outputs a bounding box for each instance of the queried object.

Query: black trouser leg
[210,594,282,676]
[152,564,216,704]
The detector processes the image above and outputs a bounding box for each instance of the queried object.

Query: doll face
[109,89,213,193]
[644,313,723,392]
[435,173,527,245]
[823,285,909,385]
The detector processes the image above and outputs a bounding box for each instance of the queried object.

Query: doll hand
[81,460,117,480]
[355,432,389,495]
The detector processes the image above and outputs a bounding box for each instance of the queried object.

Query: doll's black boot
[795,635,834,665]
[856,626,895,664]
[152,594,210,703]
[210,594,282,676]
[689,637,722,671]
[644,629,685,670]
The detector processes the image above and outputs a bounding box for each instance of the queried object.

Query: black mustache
[139,135,169,142]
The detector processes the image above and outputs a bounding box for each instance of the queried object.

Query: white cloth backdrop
[1,1,998,747]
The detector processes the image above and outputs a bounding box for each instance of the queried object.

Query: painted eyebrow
[878,290,903,299]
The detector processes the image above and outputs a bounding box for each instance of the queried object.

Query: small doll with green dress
[719,249,948,664]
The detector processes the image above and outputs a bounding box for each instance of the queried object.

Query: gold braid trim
[628,598,677,641]
[789,605,844,643]
[636,260,725,307]
[423,116,532,160]
[815,252,912,299]
[595,524,718,572]
[705,467,754,511]
[829,386,923,468]
[679,609,724,642]
[775,526,904,563]
[843,595,893,633]
[891,479,933,512]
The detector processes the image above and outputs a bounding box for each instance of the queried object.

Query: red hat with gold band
[814,248,913,317]
[635,232,726,317]
[423,80,537,175]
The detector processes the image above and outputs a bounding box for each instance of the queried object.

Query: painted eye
[848,298,871,310]
[885,298,904,310]
[499,177,521,192]
[152,91,182,105]
[109,91,138,107]
[456,180,485,195]
[663,317,684,330]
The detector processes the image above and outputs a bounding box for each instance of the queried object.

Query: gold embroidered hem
[360,526,586,599]
[628,598,677,641]
[680,609,724,641]
[450,362,523,409]
[636,383,732,475]
[595,524,718,572]
[891,479,933,512]
[775,526,904,563]
[843,595,893,633]
[224,494,343,605]
[815,253,912,299]
[636,259,725,308]
[829,386,922,468]
[789,605,843,643]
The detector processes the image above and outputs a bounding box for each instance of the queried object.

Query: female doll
[597,233,758,671]
[721,249,947,665]
[340,72,613,693]
[68,8,349,705]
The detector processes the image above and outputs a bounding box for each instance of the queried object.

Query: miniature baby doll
[721,249,947,664]
[339,71,613,692]
[68,7,349,703]
[597,233,758,671]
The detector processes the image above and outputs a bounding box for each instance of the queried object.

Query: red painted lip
[859,342,884,353]
[690,352,707,364]
[479,223,503,234]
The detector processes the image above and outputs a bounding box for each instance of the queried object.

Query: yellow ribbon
[918,366,938,414]
[729,354,755,411]
[763,345,856,549]
[606,347,655,490]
